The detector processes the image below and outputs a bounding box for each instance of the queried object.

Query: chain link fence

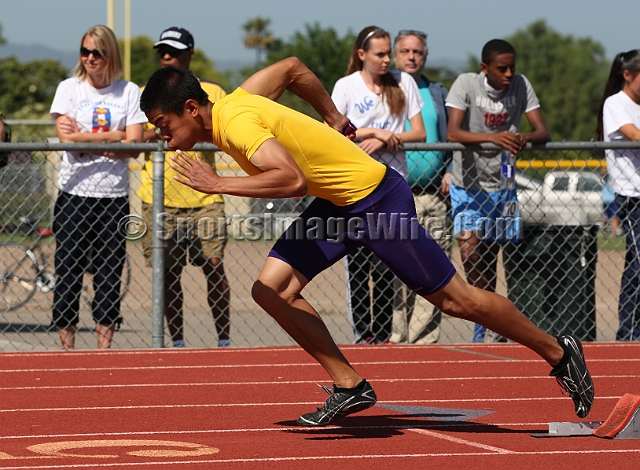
[0,140,636,350]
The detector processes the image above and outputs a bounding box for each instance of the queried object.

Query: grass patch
[598,233,626,251]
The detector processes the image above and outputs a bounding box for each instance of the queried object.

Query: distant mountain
[0,43,77,70]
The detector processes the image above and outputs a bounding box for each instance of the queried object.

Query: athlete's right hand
[169,150,219,194]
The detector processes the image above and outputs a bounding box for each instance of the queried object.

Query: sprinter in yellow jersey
[140,57,593,425]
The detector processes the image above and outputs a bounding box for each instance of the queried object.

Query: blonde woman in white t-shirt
[332,26,425,344]
[597,49,640,341]
[49,25,146,350]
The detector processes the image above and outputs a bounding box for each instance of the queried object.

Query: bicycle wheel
[81,254,131,307]
[0,243,39,312]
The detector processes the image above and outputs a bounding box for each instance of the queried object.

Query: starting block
[593,393,640,439]
[532,393,640,439]
[549,421,602,436]
[531,421,602,438]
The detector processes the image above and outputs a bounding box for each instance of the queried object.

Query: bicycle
[0,218,131,312]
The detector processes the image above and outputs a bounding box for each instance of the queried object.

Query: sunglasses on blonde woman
[80,47,106,59]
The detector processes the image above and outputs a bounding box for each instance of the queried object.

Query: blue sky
[0,0,635,67]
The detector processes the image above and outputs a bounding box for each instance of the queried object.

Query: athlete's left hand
[169,150,219,194]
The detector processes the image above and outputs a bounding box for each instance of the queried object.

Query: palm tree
[242,17,275,67]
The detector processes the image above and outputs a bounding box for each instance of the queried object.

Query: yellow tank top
[211,88,386,206]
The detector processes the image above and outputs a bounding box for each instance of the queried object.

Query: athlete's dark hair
[481,39,516,64]
[596,49,640,140]
[140,66,209,116]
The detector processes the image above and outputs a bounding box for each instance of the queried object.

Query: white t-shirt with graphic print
[331,71,423,178]
[50,77,147,198]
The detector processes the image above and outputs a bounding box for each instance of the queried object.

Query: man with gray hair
[391,29,452,344]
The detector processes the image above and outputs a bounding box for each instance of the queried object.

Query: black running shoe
[297,380,377,426]
[549,335,594,418]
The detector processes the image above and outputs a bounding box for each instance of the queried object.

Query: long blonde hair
[73,25,123,86]
[346,26,405,117]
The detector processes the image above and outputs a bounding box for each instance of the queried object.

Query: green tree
[266,23,355,93]
[0,23,6,45]
[508,20,608,142]
[465,20,609,142]
[123,36,158,86]
[125,35,233,92]
[0,57,68,116]
[422,65,458,92]
[189,49,234,92]
[262,23,355,118]
[242,17,275,67]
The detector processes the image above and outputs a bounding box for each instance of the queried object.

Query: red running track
[0,342,638,469]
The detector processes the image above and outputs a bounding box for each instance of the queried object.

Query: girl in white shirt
[332,26,425,344]
[596,49,640,340]
[49,25,146,350]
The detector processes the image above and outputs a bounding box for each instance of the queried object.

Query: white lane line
[0,341,636,358]
[0,358,636,374]
[0,422,551,441]
[0,395,623,414]
[406,428,515,453]
[380,396,622,404]
[440,346,519,361]
[0,374,636,391]
[0,449,639,469]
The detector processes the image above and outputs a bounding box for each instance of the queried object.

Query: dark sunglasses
[156,47,186,58]
[80,47,106,59]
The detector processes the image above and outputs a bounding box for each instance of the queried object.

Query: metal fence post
[151,143,165,348]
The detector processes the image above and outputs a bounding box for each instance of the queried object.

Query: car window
[577,177,601,192]
[552,177,570,191]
